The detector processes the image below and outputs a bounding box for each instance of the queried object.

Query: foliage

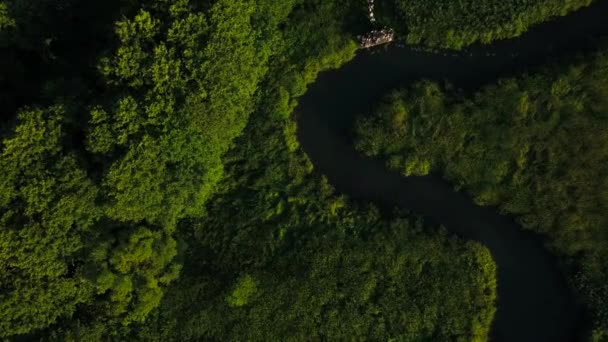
[354,50,608,337]
[0,1,14,31]
[0,0,497,339]
[0,0,307,337]
[0,107,98,336]
[88,226,181,325]
[377,0,594,49]
[129,93,496,342]
[92,0,271,227]
[226,275,258,308]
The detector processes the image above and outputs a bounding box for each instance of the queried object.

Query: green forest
[1,0,606,340]
[376,0,594,49]
[355,49,608,340]
[0,0,495,339]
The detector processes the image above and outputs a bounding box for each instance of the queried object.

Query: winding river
[296,2,608,341]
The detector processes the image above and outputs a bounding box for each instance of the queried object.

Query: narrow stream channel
[296,2,608,341]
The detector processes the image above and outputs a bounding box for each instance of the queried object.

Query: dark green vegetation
[355,50,608,340]
[376,0,594,49]
[2,0,282,334]
[129,108,496,342]
[0,0,496,340]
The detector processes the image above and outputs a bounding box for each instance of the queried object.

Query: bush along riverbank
[354,47,608,340]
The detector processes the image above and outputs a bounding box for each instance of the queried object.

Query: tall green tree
[0,107,99,336]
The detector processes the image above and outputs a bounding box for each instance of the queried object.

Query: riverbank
[296,1,608,340]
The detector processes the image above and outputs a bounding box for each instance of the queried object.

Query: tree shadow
[0,0,126,129]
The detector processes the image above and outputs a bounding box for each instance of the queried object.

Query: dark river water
[296,2,608,341]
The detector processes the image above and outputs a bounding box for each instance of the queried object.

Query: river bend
[296,2,608,341]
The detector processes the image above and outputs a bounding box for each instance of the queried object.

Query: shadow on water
[296,1,608,341]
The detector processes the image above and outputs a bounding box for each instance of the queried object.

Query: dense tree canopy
[0,107,98,336]
[0,0,499,338]
[1,0,354,337]
[90,0,278,227]
[4,0,605,339]
[376,0,594,49]
[355,50,608,339]
[128,96,496,342]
